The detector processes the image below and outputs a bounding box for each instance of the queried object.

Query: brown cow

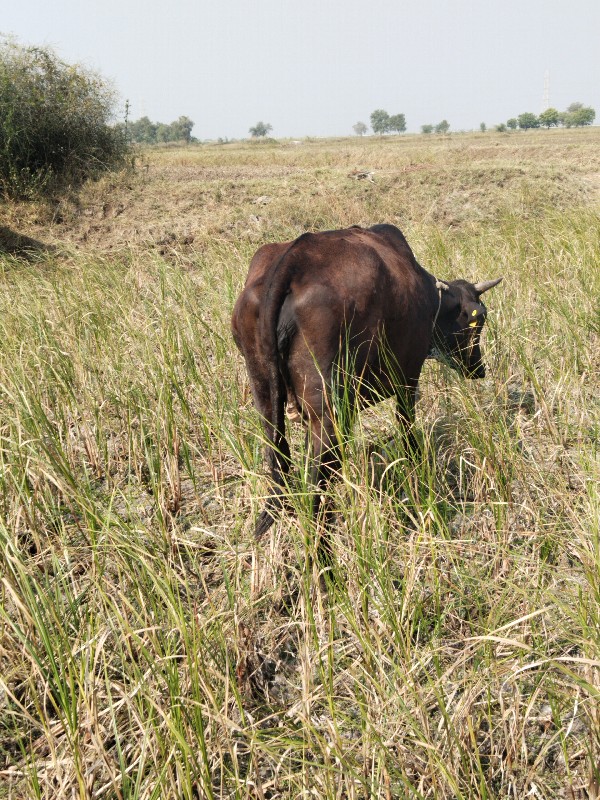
[232,224,501,539]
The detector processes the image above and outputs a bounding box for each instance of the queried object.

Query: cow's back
[275,226,436,405]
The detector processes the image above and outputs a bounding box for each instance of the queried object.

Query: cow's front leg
[395,383,420,460]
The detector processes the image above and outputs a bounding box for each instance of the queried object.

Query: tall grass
[1,131,599,798]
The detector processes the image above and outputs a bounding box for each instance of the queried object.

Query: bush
[0,37,130,199]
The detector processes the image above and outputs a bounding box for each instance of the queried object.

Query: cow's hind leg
[306,412,342,565]
[247,370,291,538]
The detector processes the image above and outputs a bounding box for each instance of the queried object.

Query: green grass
[1,128,599,798]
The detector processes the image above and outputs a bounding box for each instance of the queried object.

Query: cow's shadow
[283,411,460,531]
[0,226,56,259]
[365,419,475,529]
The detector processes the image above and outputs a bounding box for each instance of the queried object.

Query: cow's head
[432,278,502,378]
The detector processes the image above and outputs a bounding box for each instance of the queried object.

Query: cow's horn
[474,277,503,294]
[435,280,449,291]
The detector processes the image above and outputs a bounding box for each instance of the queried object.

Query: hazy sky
[3,0,599,139]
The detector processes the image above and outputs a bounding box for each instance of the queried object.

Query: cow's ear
[473,277,502,295]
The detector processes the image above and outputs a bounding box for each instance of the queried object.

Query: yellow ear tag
[469,321,477,328]
[471,309,478,316]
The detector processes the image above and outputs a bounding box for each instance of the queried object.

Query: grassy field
[1,128,599,799]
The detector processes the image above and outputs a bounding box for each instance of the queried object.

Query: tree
[557,112,569,127]
[0,36,129,199]
[128,115,195,145]
[352,121,368,136]
[370,109,391,135]
[506,118,518,130]
[539,108,559,128]
[169,115,194,143]
[155,123,172,143]
[129,116,157,144]
[480,122,487,132]
[435,119,450,134]
[249,121,273,138]
[560,104,595,127]
[495,123,507,132]
[517,112,539,129]
[388,113,406,134]
[421,124,434,134]
[570,106,595,126]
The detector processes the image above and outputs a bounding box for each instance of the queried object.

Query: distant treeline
[352,102,595,138]
[125,116,195,144]
[498,103,595,132]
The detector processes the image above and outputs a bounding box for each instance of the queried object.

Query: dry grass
[1,128,599,799]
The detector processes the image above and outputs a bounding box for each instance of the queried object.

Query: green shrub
[0,36,130,199]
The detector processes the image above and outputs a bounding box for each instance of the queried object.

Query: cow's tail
[254,235,308,538]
